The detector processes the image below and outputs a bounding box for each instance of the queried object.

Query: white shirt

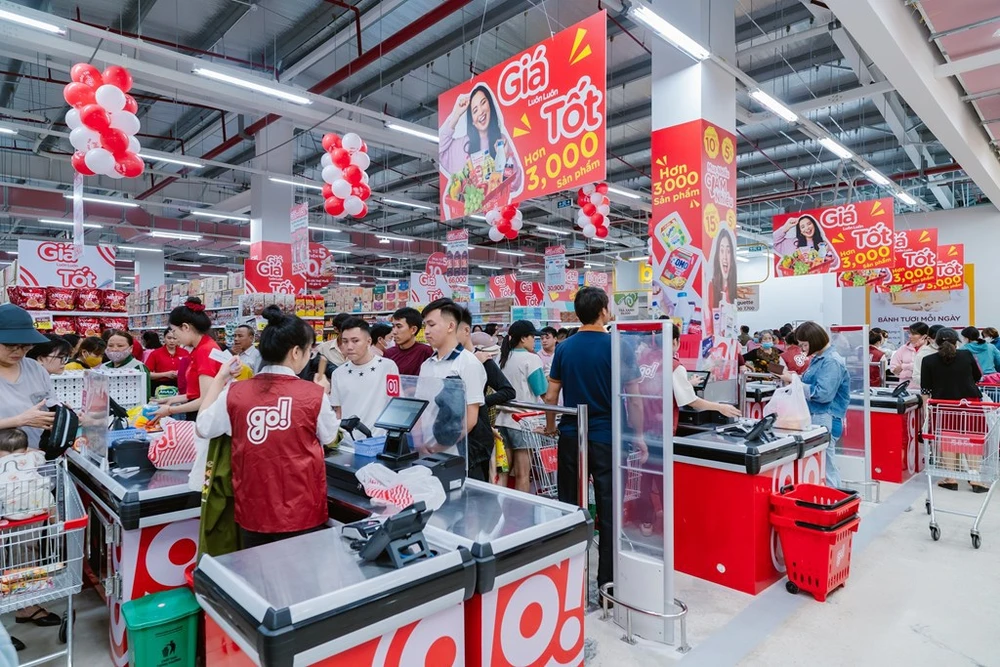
[496,350,547,429]
[236,346,262,373]
[418,346,487,406]
[329,355,400,439]
[673,364,698,407]
[196,365,339,445]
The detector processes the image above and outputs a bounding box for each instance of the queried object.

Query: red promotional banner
[922,244,965,291]
[488,274,545,305]
[773,198,894,277]
[304,243,335,291]
[869,228,938,293]
[438,12,606,220]
[245,241,305,294]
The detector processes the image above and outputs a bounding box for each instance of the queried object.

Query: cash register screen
[374,398,429,432]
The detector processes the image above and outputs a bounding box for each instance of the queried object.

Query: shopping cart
[978,383,1000,403]
[512,411,560,498]
[923,399,1000,548]
[0,457,86,664]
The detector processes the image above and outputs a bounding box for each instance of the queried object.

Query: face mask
[986,338,995,343]
[762,342,773,350]
[106,350,130,364]
[83,355,103,368]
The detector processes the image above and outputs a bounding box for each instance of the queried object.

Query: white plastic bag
[355,463,446,511]
[763,375,812,430]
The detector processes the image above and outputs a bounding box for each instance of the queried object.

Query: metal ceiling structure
[0,0,992,286]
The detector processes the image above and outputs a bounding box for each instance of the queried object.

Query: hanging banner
[425,252,448,277]
[773,197,894,277]
[583,270,611,295]
[290,203,310,276]
[488,274,544,306]
[17,240,115,289]
[547,269,579,303]
[544,246,566,293]
[245,241,305,294]
[864,227,938,292]
[305,243,335,291]
[438,11,607,221]
[409,271,453,306]
[868,265,974,344]
[921,244,965,291]
[444,229,469,288]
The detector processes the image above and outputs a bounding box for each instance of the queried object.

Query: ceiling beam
[935,46,1000,78]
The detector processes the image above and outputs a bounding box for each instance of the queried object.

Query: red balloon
[324,196,345,217]
[115,153,144,178]
[322,133,341,152]
[63,82,96,108]
[577,188,585,199]
[582,203,596,217]
[70,63,103,88]
[497,219,511,233]
[501,205,517,220]
[343,165,363,186]
[330,147,351,169]
[71,151,94,176]
[595,182,608,194]
[80,104,111,131]
[322,183,334,199]
[590,213,605,227]
[102,65,133,93]
[505,228,518,240]
[353,183,372,201]
[123,94,138,114]
[595,225,609,239]
[354,203,368,219]
[100,128,129,157]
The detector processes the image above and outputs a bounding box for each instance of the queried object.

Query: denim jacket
[801,346,851,418]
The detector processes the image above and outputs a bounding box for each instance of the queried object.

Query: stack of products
[7,286,129,336]
[128,273,244,330]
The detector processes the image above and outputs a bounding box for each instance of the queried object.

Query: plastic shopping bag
[355,463,446,511]
[763,375,812,430]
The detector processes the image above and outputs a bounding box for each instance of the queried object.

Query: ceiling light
[584,261,607,267]
[535,225,570,236]
[376,254,395,259]
[596,236,629,246]
[818,137,854,160]
[385,122,438,143]
[749,89,798,123]
[340,282,360,286]
[270,177,324,192]
[200,272,224,277]
[308,226,341,233]
[192,67,312,105]
[629,256,650,262]
[0,8,65,34]
[606,186,641,200]
[378,237,390,244]
[63,194,138,208]
[377,235,413,243]
[630,4,710,61]
[736,256,750,263]
[139,152,204,169]
[150,231,202,241]
[0,127,17,136]
[329,249,353,255]
[174,262,202,268]
[38,218,102,229]
[118,246,162,253]
[469,215,488,221]
[497,250,525,257]
[5,251,16,256]
[520,269,540,274]
[864,169,891,186]
[480,264,504,270]
[238,240,251,246]
[375,277,399,282]
[382,198,433,211]
[197,252,227,258]
[378,267,405,273]
[894,191,918,206]
[190,210,250,222]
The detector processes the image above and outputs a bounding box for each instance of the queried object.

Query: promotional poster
[17,240,116,289]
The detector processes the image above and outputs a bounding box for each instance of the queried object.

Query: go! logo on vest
[246,397,292,445]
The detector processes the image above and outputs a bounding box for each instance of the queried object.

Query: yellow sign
[703,125,720,159]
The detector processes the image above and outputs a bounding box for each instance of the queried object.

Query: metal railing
[738,371,778,416]
[598,583,690,652]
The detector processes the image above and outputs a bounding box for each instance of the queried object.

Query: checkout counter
[842,385,921,483]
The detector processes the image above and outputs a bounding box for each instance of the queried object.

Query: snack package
[103,317,128,332]
[75,317,101,337]
[7,286,47,310]
[52,318,76,336]
[46,287,78,311]
[77,288,102,311]
[101,289,129,312]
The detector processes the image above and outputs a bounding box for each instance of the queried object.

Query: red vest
[672,359,681,435]
[227,375,328,534]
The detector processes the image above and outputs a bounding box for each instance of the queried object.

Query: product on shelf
[102,289,129,312]
[46,287,78,311]
[75,317,101,337]
[103,317,128,332]
[7,286,46,310]
[77,288,102,311]
[52,318,76,336]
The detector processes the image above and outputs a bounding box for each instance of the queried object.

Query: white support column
[250,120,295,245]
[135,252,165,292]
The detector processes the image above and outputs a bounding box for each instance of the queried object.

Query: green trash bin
[122,587,201,667]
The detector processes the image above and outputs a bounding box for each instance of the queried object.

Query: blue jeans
[812,412,843,487]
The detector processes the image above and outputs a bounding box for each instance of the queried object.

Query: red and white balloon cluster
[575,182,611,239]
[486,204,523,242]
[63,64,144,179]
[321,132,371,219]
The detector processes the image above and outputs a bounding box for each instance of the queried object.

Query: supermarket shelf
[30,310,127,319]
[324,311,395,317]
[129,306,239,318]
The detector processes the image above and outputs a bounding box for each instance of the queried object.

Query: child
[0,429,49,520]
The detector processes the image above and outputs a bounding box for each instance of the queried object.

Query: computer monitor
[374,398,429,433]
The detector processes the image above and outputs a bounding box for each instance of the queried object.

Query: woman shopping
[153,298,222,420]
[196,306,336,548]
[742,330,785,374]
[496,321,549,492]
[890,321,928,382]
[960,327,1000,376]
[781,321,850,487]
[104,330,152,401]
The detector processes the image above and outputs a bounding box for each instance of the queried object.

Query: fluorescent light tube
[385,122,438,143]
[139,153,204,168]
[238,240,251,246]
[497,250,525,257]
[308,226,341,233]
[150,231,202,241]
[192,67,312,105]
[520,269,540,274]
[630,4,710,61]
[819,137,854,160]
[175,262,202,268]
[535,225,570,236]
[377,268,405,273]
[340,282,360,286]
[480,265,504,270]
[377,235,413,243]
[894,191,918,206]
[190,210,250,222]
[0,8,65,34]
[864,169,891,186]
[749,89,798,123]
[629,256,650,262]
[38,218,102,229]
[270,177,324,191]
[197,252,227,258]
[382,198,433,211]
[118,246,162,253]
[0,127,17,135]
[606,186,641,200]
[469,215,488,221]
[63,194,139,208]
[328,249,353,255]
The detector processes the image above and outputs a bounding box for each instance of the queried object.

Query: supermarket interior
[0,0,996,665]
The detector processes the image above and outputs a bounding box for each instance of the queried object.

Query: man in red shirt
[384,307,433,376]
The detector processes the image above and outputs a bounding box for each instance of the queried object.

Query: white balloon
[361,171,369,184]
[334,211,349,220]
[343,195,364,216]
[128,135,141,154]
[485,210,501,225]
[321,152,333,169]
[109,110,140,136]
[69,126,101,152]
[95,84,127,113]
[342,133,363,153]
[65,109,81,130]
[332,179,352,199]
[488,226,505,242]
[321,165,339,184]
[583,184,596,195]
[598,204,610,216]
[583,224,597,239]
[512,210,523,223]
[84,147,115,175]
[511,218,523,231]
[589,192,604,206]
[107,168,124,179]
[351,151,371,171]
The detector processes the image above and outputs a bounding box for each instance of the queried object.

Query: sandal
[936,481,958,491]
[15,608,61,627]
[970,483,991,494]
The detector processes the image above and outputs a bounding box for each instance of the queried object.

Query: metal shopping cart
[511,411,560,498]
[923,399,1000,548]
[979,383,1000,403]
[0,457,86,664]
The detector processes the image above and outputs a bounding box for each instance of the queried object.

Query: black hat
[0,304,48,345]
[507,320,542,341]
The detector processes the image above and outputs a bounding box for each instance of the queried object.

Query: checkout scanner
[678,370,738,428]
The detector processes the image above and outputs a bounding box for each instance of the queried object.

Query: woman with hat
[496,320,548,492]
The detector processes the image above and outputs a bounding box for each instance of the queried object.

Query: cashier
[669,324,742,423]
[196,306,337,548]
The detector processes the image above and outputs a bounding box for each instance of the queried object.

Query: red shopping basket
[771,484,860,528]
[771,513,860,602]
